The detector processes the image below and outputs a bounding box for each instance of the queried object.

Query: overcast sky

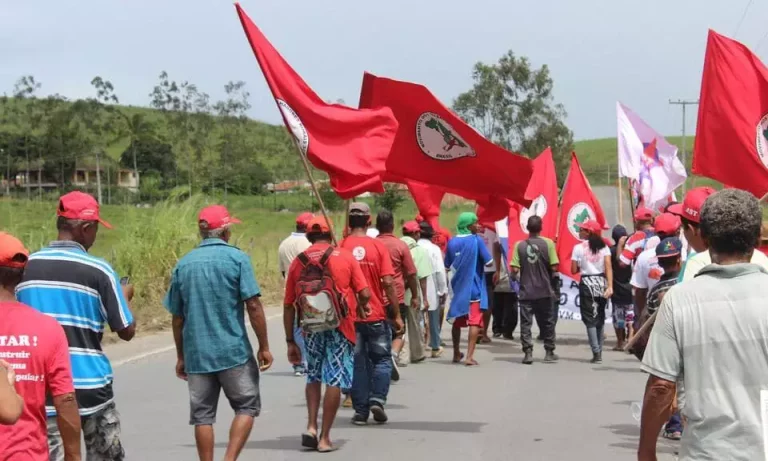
[2,0,765,141]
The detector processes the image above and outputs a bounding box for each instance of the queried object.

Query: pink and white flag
[617,102,687,210]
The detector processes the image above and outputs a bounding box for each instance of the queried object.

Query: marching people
[491,237,519,340]
[639,189,768,461]
[510,216,560,364]
[570,219,613,364]
[417,222,448,357]
[444,212,492,366]
[609,225,634,350]
[630,213,681,317]
[278,212,313,377]
[619,207,657,267]
[480,225,498,343]
[401,221,432,363]
[0,232,82,461]
[15,191,135,461]
[340,203,401,425]
[283,216,371,453]
[164,205,272,461]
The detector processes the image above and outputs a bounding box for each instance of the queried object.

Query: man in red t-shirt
[341,203,400,426]
[0,232,81,461]
[375,210,420,378]
[284,217,370,453]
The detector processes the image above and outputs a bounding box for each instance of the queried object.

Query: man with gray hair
[638,189,768,461]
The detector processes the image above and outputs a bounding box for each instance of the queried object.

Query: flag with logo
[694,29,768,197]
[235,4,398,199]
[556,152,607,281]
[359,72,534,204]
[617,102,687,210]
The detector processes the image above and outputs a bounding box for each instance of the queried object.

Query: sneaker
[431,347,444,358]
[293,366,306,377]
[351,413,368,426]
[492,332,502,339]
[390,355,400,382]
[544,351,559,363]
[522,351,533,365]
[663,430,682,440]
[342,395,353,408]
[370,404,388,424]
[503,334,514,341]
[590,352,602,364]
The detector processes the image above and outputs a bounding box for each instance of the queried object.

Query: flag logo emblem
[277,99,309,155]
[416,112,476,161]
[352,246,366,261]
[519,195,549,234]
[755,114,768,169]
[566,202,596,240]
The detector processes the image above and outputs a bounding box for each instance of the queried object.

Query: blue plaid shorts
[305,329,354,389]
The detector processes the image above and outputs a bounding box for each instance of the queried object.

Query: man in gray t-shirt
[510,216,560,365]
[639,189,768,461]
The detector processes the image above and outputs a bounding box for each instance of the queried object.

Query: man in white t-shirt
[278,212,313,376]
[631,213,681,317]
[417,222,448,357]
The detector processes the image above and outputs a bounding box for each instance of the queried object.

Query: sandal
[301,432,319,450]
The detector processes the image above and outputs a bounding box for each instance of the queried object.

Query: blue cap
[656,237,683,258]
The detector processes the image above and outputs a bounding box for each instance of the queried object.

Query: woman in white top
[571,220,613,364]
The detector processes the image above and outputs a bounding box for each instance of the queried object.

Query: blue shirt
[444,234,492,318]
[164,239,261,374]
[17,240,134,416]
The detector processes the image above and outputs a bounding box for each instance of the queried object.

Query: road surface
[106,311,678,461]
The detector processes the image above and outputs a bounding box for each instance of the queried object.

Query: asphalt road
[106,312,678,461]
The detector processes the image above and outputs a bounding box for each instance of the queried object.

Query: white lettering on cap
[685,207,699,217]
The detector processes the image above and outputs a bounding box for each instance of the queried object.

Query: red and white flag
[235,4,398,199]
[617,102,686,210]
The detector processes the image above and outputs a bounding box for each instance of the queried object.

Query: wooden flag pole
[624,310,657,352]
[617,176,624,226]
[295,147,338,245]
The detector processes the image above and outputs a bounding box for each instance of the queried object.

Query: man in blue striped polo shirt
[16,191,135,461]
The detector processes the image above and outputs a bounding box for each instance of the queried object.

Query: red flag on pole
[359,73,534,204]
[235,4,398,199]
[694,29,768,197]
[406,180,445,225]
[556,152,607,281]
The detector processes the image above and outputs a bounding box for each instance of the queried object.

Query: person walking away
[340,203,400,425]
[630,213,681,319]
[0,232,81,461]
[638,189,768,461]
[510,216,559,364]
[618,207,657,267]
[570,220,613,364]
[375,211,420,380]
[609,225,633,350]
[417,222,448,357]
[479,225,498,343]
[401,221,432,363]
[284,216,371,453]
[491,235,519,340]
[16,191,135,461]
[278,212,313,377]
[444,212,492,366]
[666,187,714,281]
[164,205,272,461]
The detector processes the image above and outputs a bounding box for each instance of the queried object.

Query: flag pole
[617,176,624,226]
[295,147,338,245]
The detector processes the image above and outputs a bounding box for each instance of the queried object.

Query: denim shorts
[305,329,354,389]
[187,357,261,425]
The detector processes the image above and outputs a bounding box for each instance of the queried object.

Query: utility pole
[95,151,103,204]
[669,99,699,193]
[3,149,8,196]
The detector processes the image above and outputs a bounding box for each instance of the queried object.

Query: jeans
[520,297,556,352]
[294,325,308,372]
[492,291,518,336]
[428,309,442,350]
[586,323,605,354]
[351,322,393,417]
[666,411,683,433]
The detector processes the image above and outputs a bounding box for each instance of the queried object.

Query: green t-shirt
[402,236,433,305]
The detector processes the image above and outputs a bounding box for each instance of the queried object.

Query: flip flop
[318,445,338,453]
[464,359,479,367]
[301,432,319,450]
[452,353,465,363]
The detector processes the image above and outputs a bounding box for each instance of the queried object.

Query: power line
[756,29,768,53]
[733,0,755,38]
[669,99,699,194]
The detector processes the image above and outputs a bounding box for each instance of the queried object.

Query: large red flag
[694,29,768,197]
[556,152,607,281]
[406,180,445,225]
[235,4,398,198]
[359,73,534,204]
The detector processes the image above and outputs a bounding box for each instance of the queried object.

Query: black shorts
[187,357,261,426]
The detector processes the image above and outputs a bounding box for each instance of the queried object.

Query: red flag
[694,29,768,197]
[476,197,511,230]
[556,153,607,281]
[359,73,534,204]
[406,180,445,224]
[235,4,398,198]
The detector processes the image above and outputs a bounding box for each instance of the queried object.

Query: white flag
[617,102,687,210]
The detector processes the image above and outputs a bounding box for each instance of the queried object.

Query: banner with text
[556,274,613,324]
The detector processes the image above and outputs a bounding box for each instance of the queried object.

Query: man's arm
[53,393,82,461]
[245,296,272,371]
[634,288,648,317]
[102,270,136,342]
[171,315,186,380]
[0,363,22,425]
[418,276,429,310]
[638,375,676,461]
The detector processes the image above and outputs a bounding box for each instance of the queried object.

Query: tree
[119,137,176,183]
[10,76,42,199]
[214,81,251,198]
[374,184,406,213]
[453,51,574,183]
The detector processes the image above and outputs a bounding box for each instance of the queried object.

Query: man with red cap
[165,204,273,461]
[631,213,682,317]
[284,216,371,453]
[0,232,82,460]
[17,191,135,460]
[619,207,658,266]
[279,212,313,376]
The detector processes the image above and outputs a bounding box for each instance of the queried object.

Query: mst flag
[694,29,768,197]
[359,73,534,204]
[235,4,398,198]
[617,102,687,209]
[406,180,445,226]
[556,153,607,281]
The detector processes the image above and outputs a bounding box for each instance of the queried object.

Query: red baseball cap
[0,232,29,269]
[415,214,425,223]
[576,219,603,234]
[296,212,314,226]
[653,213,681,235]
[198,205,241,231]
[633,207,655,222]
[57,191,112,229]
[306,216,332,234]
[667,187,716,224]
[402,221,421,233]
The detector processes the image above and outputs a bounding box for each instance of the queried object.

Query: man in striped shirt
[16,191,135,461]
[618,207,657,266]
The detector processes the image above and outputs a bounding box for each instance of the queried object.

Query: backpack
[294,247,349,334]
